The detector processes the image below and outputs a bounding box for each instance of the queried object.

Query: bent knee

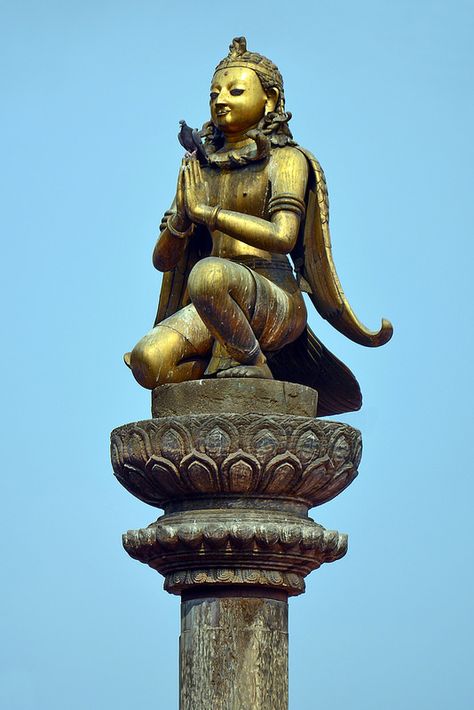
[129,339,160,389]
[188,257,229,303]
[130,328,183,388]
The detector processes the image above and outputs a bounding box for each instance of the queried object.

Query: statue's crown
[214,37,283,90]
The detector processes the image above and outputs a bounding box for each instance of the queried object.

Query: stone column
[111,379,361,710]
[180,595,288,710]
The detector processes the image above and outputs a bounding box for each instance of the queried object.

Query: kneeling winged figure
[125,37,392,416]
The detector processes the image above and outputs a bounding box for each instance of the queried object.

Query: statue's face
[210,67,269,135]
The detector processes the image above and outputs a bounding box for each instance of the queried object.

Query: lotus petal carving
[111,414,361,508]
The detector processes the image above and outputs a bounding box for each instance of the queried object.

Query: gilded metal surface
[125,36,393,415]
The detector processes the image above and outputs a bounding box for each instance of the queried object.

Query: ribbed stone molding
[124,507,347,595]
[111,379,362,597]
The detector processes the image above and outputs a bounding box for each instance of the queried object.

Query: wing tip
[374,317,394,347]
[349,316,394,348]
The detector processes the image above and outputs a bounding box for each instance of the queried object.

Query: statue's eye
[210,92,219,101]
[230,88,244,96]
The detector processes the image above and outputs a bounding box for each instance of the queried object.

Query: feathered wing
[271,146,394,414]
[267,328,362,417]
[294,147,393,347]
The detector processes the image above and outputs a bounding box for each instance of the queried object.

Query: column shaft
[179,596,288,710]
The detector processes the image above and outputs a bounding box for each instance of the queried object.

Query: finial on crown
[228,36,247,59]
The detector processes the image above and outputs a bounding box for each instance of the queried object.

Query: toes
[217,365,274,380]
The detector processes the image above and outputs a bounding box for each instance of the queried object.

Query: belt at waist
[228,254,294,273]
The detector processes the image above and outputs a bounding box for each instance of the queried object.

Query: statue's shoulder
[270,145,308,168]
[269,147,309,189]
[293,147,328,182]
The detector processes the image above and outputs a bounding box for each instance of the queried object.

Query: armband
[268,193,306,218]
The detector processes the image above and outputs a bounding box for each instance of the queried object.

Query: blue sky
[1,1,473,708]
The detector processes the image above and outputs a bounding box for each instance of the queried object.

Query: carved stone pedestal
[111,379,361,710]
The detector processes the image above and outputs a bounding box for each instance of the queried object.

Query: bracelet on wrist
[167,214,194,239]
[208,205,222,232]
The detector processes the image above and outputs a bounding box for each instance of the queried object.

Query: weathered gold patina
[125,37,392,416]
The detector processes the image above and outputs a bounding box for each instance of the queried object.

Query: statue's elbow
[276,234,298,255]
[272,224,299,254]
[152,235,174,271]
[152,241,168,271]
[152,251,170,272]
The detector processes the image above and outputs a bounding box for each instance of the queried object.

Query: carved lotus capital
[111,414,361,509]
[112,380,362,597]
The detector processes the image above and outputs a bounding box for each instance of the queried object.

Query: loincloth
[232,255,307,351]
[204,255,308,377]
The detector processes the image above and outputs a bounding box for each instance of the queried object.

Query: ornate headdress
[214,37,284,106]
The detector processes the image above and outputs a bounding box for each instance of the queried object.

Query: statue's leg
[126,304,213,389]
[187,257,272,378]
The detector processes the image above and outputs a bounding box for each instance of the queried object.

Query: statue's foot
[216,363,274,379]
[123,352,132,369]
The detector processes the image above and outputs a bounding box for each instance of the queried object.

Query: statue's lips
[216,109,230,117]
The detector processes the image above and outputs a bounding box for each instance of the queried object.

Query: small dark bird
[178,120,208,165]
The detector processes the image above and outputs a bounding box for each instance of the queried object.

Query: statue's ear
[265,87,279,114]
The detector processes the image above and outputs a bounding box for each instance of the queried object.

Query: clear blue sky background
[1,1,473,708]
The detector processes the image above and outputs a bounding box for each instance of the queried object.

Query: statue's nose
[215,88,231,104]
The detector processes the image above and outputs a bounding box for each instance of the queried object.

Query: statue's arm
[152,198,192,272]
[185,149,308,254]
[210,209,300,254]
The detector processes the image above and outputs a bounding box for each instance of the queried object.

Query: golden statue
[125,37,392,416]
